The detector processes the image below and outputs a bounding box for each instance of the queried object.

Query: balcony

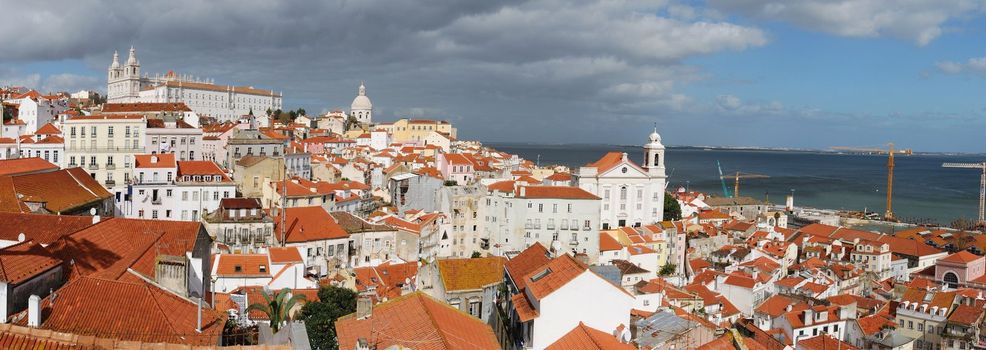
[569,240,579,246]
[88,163,99,170]
[106,163,116,170]
[151,197,162,205]
[105,180,116,187]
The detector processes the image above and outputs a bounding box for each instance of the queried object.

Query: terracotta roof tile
[354,261,419,301]
[505,243,552,290]
[336,292,499,350]
[524,254,589,300]
[0,212,96,244]
[24,276,223,345]
[273,206,349,243]
[0,157,58,176]
[215,254,270,277]
[134,154,176,168]
[517,186,600,200]
[268,247,304,264]
[0,168,112,214]
[438,257,506,291]
[546,322,634,350]
[0,240,61,284]
[599,232,624,252]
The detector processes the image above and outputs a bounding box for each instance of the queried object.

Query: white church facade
[350,82,372,124]
[576,129,667,229]
[107,47,282,122]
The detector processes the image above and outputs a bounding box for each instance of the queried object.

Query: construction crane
[942,162,986,228]
[716,161,769,198]
[831,143,910,221]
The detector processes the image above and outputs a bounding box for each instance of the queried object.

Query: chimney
[28,295,41,327]
[803,308,814,326]
[356,296,373,320]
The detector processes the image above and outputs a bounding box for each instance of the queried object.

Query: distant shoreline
[486,142,985,157]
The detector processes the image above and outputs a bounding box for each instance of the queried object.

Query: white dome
[351,82,372,111]
[648,129,661,143]
[351,95,372,110]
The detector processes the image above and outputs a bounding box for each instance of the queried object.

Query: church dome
[351,82,372,111]
[648,128,661,143]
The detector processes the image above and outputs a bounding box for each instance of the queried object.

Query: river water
[490,143,985,225]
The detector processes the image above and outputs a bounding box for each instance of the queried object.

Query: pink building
[437,153,474,184]
[935,250,985,288]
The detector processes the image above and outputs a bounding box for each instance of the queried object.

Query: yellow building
[375,119,456,144]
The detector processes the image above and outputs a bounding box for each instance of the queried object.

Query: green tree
[345,115,360,131]
[300,286,358,350]
[471,251,482,258]
[297,108,307,116]
[246,288,307,334]
[659,263,676,276]
[266,108,273,117]
[663,192,682,221]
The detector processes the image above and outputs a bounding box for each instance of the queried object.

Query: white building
[63,114,146,194]
[507,252,633,350]
[350,82,372,125]
[146,118,203,161]
[7,91,68,135]
[121,154,236,221]
[107,47,282,122]
[481,182,601,262]
[576,129,667,229]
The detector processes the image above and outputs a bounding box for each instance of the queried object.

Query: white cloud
[937,56,986,74]
[707,0,985,46]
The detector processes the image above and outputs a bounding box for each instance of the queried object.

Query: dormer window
[234,265,242,272]
[259,265,267,273]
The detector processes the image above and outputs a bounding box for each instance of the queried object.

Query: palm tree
[246,288,307,333]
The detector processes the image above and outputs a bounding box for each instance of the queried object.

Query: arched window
[620,186,627,200]
[943,272,959,288]
[653,153,660,167]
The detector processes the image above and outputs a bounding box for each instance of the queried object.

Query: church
[106,47,283,122]
[576,129,667,229]
[350,82,372,125]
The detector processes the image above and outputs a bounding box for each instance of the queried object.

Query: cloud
[715,94,784,115]
[0,71,99,94]
[707,0,984,46]
[937,57,986,74]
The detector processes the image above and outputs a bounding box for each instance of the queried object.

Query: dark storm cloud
[1,0,773,144]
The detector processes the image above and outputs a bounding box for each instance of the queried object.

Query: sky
[2,0,986,152]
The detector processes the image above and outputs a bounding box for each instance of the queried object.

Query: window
[152,210,158,219]
[567,204,572,213]
[138,210,144,218]
[918,324,923,331]
[538,204,543,213]
[107,126,114,137]
[165,210,172,218]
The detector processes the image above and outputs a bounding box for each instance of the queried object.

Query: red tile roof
[45,218,202,281]
[134,153,176,168]
[102,102,192,113]
[586,152,640,174]
[0,240,61,284]
[177,161,230,181]
[273,206,349,243]
[940,250,983,264]
[25,276,224,345]
[505,243,552,290]
[336,292,500,350]
[599,232,624,252]
[0,212,96,244]
[215,254,270,277]
[546,322,634,350]
[948,304,986,325]
[517,186,600,200]
[797,335,859,350]
[524,254,588,300]
[354,261,419,301]
[438,257,506,291]
[268,247,303,264]
[0,157,58,176]
[0,167,112,214]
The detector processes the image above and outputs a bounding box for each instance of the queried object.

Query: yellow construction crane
[942,162,986,228]
[720,171,769,198]
[831,143,910,221]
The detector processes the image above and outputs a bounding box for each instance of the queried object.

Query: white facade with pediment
[576,130,667,229]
